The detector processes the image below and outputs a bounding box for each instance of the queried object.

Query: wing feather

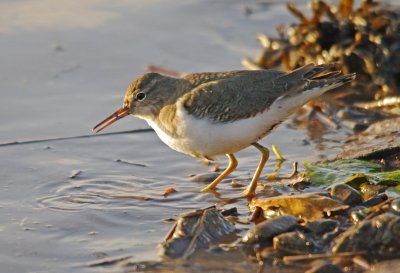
[180,64,344,123]
[181,70,286,122]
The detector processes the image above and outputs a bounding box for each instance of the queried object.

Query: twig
[283,252,364,263]
[0,128,153,147]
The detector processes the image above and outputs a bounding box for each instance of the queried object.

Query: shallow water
[0,1,350,272]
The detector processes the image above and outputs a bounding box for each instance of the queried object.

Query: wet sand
[0,1,351,272]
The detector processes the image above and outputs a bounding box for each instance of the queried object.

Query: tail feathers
[273,63,340,85]
[275,63,356,100]
[302,63,340,80]
[312,70,341,80]
[271,64,355,117]
[307,72,356,91]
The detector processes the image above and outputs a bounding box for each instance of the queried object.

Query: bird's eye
[135,92,146,101]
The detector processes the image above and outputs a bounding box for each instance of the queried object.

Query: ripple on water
[36,171,203,211]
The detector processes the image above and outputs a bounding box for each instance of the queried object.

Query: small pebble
[273,231,314,254]
[350,211,367,224]
[69,170,82,179]
[330,184,362,206]
[220,207,239,217]
[363,193,387,207]
[306,219,339,236]
[162,218,176,223]
[390,198,400,213]
[190,173,220,183]
[242,215,298,244]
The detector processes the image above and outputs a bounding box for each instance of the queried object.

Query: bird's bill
[93,107,130,133]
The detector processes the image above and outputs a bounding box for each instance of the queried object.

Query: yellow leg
[242,143,270,199]
[201,154,238,192]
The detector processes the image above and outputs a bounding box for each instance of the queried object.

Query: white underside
[145,84,339,158]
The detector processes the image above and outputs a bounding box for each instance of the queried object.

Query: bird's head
[93,73,177,133]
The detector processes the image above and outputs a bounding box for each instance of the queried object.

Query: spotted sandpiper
[93,63,355,198]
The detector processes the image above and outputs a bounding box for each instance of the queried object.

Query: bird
[93,63,355,198]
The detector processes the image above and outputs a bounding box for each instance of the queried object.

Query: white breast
[146,104,282,158]
[145,85,328,158]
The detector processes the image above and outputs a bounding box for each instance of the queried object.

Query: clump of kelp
[243,0,400,132]
[244,0,400,100]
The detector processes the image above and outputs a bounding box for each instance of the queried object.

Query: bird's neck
[148,103,179,138]
[143,79,193,138]
[164,78,192,104]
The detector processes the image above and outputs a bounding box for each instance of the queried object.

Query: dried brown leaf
[249,193,348,221]
[163,187,177,198]
[339,0,354,18]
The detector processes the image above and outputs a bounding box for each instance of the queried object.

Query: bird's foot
[241,188,256,199]
[200,185,217,192]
